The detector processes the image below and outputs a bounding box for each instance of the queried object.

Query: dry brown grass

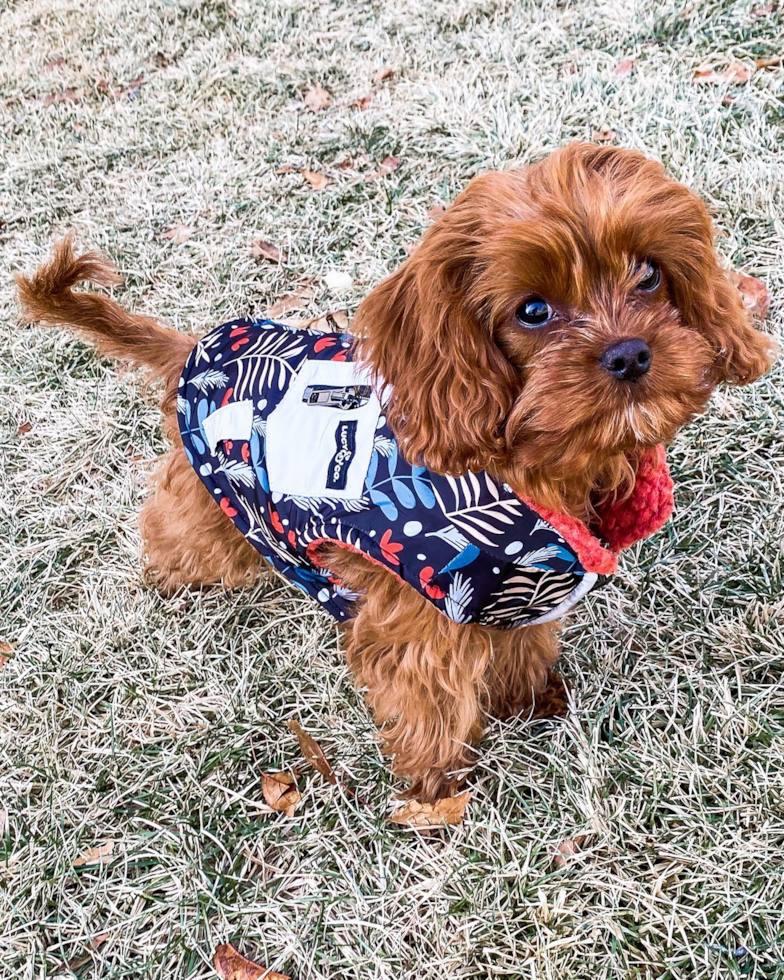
[1,1,783,977]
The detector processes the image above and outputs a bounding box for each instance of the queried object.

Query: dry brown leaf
[251,239,285,263]
[214,944,290,980]
[43,87,82,105]
[275,164,294,174]
[267,286,315,318]
[17,421,32,434]
[162,224,195,244]
[751,3,775,16]
[74,840,115,867]
[304,85,332,112]
[64,934,108,972]
[44,58,68,71]
[261,771,301,817]
[372,67,395,84]
[0,641,12,670]
[380,155,400,173]
[390,791,472,828]
[303,309,350,333]
[552,835,590,868]
[756,55,783,69]
[727,270,771,319]
[693,61,753,84]
[287,720,337,784]
[301,169,330,191]
[592,126,616,143]
[427,204,446,222]
[614,57,635,75]
[353,94,372,110]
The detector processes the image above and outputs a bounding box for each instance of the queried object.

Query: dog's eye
[635,260,660,292]
[515,297,553,328]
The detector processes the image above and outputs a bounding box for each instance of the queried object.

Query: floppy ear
[353,184,518,475]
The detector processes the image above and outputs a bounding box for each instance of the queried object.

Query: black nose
[600,338,652,382]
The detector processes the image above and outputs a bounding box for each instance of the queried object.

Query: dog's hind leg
[139,444,266,595]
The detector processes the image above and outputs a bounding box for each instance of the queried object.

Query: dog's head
[355,143,773,497]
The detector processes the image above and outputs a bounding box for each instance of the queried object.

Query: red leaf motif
[269,506,284,534]
[241,443,250,463]
[223,439,234,454]
[380,529,403,565]
[419,566,446,599]
[314,336,337,353]
[221,387,235,407]
[231,337,250,351]
[330,350,348,361]
[220,497,238,518]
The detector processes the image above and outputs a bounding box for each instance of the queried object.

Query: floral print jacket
[178,319,674,629]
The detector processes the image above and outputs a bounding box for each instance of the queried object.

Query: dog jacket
[178,319,674,628]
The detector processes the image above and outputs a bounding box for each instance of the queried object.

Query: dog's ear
[354,180,518,474]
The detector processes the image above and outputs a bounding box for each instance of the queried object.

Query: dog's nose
[600,338,652,382]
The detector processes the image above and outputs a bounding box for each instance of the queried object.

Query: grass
[1,0,783,977]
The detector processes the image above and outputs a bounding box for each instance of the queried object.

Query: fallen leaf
[427,204,446,222]
[213,943,290,980]
[614,57,635,75]
[751,3,774,16]
[74,840,115,867]
[44,58,67,71]
[287,720,337,784]
[43,87,82,105]
[0,641,10,670]
[380,155,400,173]
[162,224,195,244]
[64,934,108,973]
[304,85,331,112]
[251,239,285,263]
[552,835,590,868]
[17,421,32,434]
[303,309,350,332]
[592,126,616,143]
[324,270,353,293]
[727,270,771,319]
[301,169,330,191]
[693,61,753,84]
[353,94,372,110]
[261,771,301,817]
[403,241,418,255]
[275,163,294,174]
[372,67,395,84]
[390,791,472,828]
[756,55,783,69]
[267,286,315,318]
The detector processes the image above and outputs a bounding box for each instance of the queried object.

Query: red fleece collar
[522,445,674,575]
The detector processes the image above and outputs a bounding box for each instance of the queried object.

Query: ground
[1,1,783,978]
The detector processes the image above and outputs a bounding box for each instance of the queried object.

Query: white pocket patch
[265,359,380,500]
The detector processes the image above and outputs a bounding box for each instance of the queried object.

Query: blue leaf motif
[365,449,379,492]
[387,440,399,477]
[391,477,416,510]
[411,466,436,509]
[439,544,481,574]
[369,486,398,521]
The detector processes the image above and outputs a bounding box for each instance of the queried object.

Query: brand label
[326,420,357,490]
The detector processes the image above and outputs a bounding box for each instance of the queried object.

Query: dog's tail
[16,234,196,382]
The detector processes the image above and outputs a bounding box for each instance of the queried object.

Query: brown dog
[18,143,773,801]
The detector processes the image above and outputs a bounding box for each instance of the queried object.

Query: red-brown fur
[17,144,774,801]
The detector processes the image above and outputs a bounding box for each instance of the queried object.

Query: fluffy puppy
[18,143,773,801]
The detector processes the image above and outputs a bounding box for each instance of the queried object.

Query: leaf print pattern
[178,319,603,627]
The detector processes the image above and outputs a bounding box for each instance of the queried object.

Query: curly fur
[16,143,774,801]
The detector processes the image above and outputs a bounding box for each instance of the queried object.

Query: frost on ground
[1,1,783,978]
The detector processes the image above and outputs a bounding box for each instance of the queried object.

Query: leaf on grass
[301,169,330,191]
[428,204,446,222]
[552,835,590,868]
[275,164,294,175]
[44,58,68,71]
[17,421,32,434]
[693,61,754,84]
[727,270,770,319]
[372,67,395,84]
[286,720,337,784]
[304,85,332,112]
[162,224,195,244]
[756,55,782,69]
[43,87,83,105]
[0,641,13,670]
[614,57,635,75]
[592,126,616,143]
[304,309,350,333]
[214,944,290,980]
[251,239,285,263]
[261,771,300,817]
[353,94,372,110]
[267,286,315,318]
[367,155,401,180]
[74,840,115,867]
[390,791,472,828]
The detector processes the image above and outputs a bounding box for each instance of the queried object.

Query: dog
[17,143,773,802]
